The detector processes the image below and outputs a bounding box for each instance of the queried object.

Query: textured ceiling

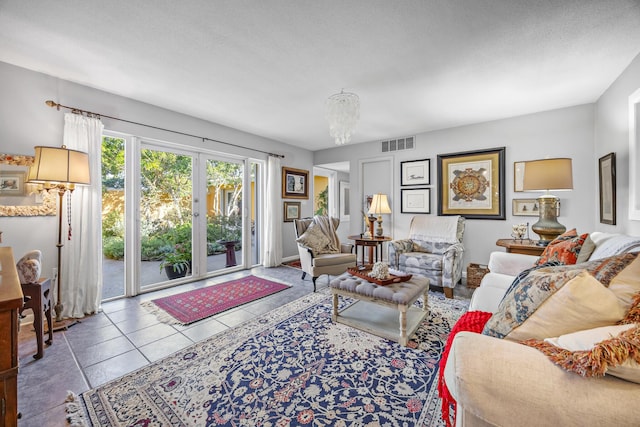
[1,0,640,151]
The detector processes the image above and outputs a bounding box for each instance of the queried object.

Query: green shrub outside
[102,215,242,260]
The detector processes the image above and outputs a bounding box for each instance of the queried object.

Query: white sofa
[444,232,640,427]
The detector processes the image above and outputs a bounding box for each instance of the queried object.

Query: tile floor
[16,266,473,426]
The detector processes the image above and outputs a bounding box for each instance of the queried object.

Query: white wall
[315,104,596,266]
[595,52,640,236]
[0,61,312,276]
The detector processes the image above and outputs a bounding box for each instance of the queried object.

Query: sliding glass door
[100,134,262,299]
[140,145,194,289]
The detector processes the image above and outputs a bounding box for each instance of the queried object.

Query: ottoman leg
[332,293,339,322]
[399,306,408,346]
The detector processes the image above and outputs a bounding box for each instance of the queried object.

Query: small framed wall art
[401,188,431,214]
[0,171,25,196]
[400,159,430,186]
[281,166,309,199]
[283,201,301,222]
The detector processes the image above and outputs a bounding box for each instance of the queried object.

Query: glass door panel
[140,146,193,288]
[101,135,126,300]
[204,158,243,274]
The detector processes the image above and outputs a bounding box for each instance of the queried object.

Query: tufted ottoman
[329,272,430,346]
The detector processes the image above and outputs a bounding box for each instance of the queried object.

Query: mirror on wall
[0,153,56,216]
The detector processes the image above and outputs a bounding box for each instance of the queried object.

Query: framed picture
[339,181,350,221]
[0,171,25,196]
[513,198,539,216]
[437,147,505,219]
[513,198,561,217]
[281,166,309,199]
[514,161,525,192]
[400,159,430,186]
[599,152,616,225]
[283,201,301,222]
[401,188,431,213]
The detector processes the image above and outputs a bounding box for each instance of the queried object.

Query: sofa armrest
[388,239,413,268]
[444,332,640,427]
[340,243,354,254]
[486,251,537,276]
[442,242,465,288]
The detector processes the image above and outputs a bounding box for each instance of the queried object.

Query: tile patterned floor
[16,266,473,426]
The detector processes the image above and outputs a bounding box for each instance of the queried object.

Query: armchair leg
[312,277,318,292]
[444,287,454,299]
[301,272,307,280]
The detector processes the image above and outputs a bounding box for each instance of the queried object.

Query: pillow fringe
[619,292,640,324]
[522,325,640,378]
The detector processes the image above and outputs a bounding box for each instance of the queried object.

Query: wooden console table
[0,247,23,426]
[496,238,545,256]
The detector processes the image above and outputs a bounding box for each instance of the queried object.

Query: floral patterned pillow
[536,229,588,266]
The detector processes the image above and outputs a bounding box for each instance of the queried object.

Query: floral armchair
[388,215,465,298]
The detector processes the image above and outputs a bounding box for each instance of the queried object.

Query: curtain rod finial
[45,100,61,110]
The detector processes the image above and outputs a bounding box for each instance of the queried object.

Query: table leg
[423,290,429,312]
[32,291,44,360]
[44,288,52,345]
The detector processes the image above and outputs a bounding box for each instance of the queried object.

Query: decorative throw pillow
[16,250,42,284]
[535,229,588,266]
[483,269,625,341]
[608,256,640,311]
[296,222,332,256]
[499,260,563,305]
[522,324,640,383]
[576,234,596,263]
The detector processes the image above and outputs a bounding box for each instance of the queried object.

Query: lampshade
[326,90,360,145]
[27,145,91,185]
[368,194,392,215]
[522,158,573,192]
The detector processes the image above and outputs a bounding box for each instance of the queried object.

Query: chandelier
[326,90,360,145]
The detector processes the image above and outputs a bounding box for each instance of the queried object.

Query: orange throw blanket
[438,311,493,427]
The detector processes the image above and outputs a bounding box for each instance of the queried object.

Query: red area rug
[142,276,290,325]
[283,259,302,269]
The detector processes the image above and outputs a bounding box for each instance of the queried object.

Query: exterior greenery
[101,137,244,266]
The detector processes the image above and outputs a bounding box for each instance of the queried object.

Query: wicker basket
[466,263,489,288]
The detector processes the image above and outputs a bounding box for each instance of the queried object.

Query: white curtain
[60,113,104,317]
[263,155,282,267]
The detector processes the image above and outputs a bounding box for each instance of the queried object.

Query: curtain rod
[44,100,285,159]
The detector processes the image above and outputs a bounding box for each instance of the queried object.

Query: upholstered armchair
[293,216,356,292]
[388,215,465,298]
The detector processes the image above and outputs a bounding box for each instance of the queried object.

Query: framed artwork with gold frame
[437,147,505,219]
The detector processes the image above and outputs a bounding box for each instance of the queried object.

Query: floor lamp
[27,145,91,329]
[522,158,573,246]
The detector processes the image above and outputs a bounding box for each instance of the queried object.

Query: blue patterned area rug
[69,291,468,426]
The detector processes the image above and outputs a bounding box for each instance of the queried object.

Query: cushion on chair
[16,250,42,284]
[296,222,337,255]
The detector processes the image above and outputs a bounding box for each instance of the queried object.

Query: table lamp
[367,193,392,237]
[28,145,91,329]
[522,158,573,246]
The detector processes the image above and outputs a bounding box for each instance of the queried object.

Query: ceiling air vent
[381,136,415,153]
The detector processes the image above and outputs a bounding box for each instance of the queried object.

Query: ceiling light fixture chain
[326,89,360,145]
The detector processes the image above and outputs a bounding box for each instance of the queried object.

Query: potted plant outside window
[160,243,191,279]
